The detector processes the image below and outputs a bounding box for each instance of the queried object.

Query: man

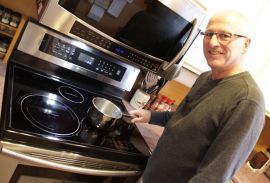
[130,10,265,183]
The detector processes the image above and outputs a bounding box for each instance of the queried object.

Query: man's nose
[208,34,220,45]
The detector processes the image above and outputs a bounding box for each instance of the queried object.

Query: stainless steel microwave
[39,0,206,80]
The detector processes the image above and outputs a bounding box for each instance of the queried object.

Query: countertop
[0,61,270,183]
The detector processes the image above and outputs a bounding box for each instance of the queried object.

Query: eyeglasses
[200,31,247,42]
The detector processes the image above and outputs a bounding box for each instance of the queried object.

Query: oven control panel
[70,21,161,72]
[39,34,126,81]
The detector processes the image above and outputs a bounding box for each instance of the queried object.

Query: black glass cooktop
[0,50,150,170]
[10,65,141,150]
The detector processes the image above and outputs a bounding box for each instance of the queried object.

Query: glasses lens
[218,33,232,41]
[202,32,233,42]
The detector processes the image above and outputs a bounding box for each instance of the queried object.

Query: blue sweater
[143,71,265,183]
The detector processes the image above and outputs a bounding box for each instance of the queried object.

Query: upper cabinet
[0,0,40,20]
[0,0,47,63]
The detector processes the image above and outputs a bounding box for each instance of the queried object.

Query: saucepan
[87,97,134,131]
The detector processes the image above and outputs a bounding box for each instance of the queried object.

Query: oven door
[0,155,140,183]
[9,164,139,183]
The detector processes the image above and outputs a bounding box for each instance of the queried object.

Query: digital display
[77,52,95,65]
[114,47,125,55]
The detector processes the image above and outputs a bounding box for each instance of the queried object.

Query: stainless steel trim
[0,141,143,176]
[17,21,140,91]
[39,0,206,75]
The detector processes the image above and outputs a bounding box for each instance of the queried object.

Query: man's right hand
[129,109,151,123]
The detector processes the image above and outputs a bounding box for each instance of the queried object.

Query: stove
[0,21,150,180]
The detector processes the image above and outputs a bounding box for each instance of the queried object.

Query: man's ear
[242,38,251,54]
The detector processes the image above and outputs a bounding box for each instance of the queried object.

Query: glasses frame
[200,31,247,42]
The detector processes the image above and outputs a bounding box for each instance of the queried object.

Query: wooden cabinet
[0,0,41,63]
[0,15,26,63]
[0,0,39,20]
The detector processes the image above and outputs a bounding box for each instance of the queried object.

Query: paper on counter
[87,4,105,22]
[107,0,127,18]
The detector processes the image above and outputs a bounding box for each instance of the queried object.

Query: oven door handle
[0,141,143,177]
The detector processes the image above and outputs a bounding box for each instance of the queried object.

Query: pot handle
[122,113,135,118]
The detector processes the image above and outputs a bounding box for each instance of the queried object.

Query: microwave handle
[161,18,199,71]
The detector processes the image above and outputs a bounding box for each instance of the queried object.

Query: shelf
[0,51,6,60]
[1,15,27,64]
[0,22,17,38]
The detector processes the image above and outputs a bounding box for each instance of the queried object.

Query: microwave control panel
[70,21,161,72]
[39,34,126,82]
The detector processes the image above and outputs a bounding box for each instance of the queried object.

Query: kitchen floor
[232,162,270,183]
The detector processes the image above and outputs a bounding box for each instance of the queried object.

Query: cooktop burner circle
[20,94,80,136]
[58,86,84,103]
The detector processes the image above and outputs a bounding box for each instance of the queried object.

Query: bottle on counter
[149,94,162,111]
[155,95,168,112]
[9,11,21,28]
[166,99,175,112]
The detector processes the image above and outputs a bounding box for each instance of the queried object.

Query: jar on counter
[0,39,9,53]
[9,11,21,27]
[0,5,5,18]
[1,8,12,24]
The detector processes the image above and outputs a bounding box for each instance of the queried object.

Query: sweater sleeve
[188,100,265,183]
[149,111,174,126]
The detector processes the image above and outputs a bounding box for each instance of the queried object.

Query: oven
[0,20,150,182]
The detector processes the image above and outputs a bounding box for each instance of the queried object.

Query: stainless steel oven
[39,0,206,79]
[0,21,150,182]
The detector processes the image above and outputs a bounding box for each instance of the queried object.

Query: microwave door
[161,18,199,71]
[164,22,193,61]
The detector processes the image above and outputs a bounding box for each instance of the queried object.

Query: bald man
[132,10,265,183]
